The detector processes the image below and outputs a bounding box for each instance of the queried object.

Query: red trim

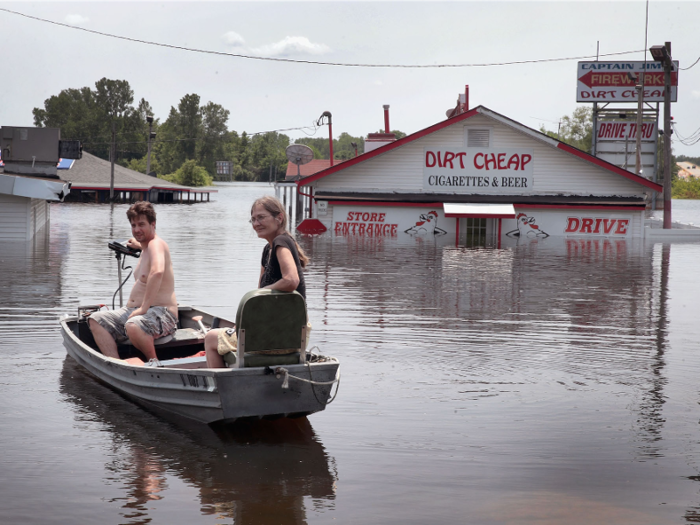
[556,142,662,192]
[516,204,646,211]
[298,108,480,186]
[445,213,515,219]
[328,200,444,208]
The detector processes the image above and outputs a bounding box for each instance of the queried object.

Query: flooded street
[2,183,700,524]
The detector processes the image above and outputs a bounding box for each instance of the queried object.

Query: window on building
[462,218,487,247]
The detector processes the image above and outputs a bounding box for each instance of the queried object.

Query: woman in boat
[204,195,309,367]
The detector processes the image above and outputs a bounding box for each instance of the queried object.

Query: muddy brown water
[2,183,700,524]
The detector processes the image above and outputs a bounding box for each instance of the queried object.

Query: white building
[297,105,661,246]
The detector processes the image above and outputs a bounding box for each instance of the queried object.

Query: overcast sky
[1,1,699,157]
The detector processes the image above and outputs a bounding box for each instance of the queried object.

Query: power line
[80,122,324,146]
[680,56,700,70]
[1,7,645,69]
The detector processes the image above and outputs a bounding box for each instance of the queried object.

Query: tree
[540,107,593,153]
[33,78,149,165]
[160,159,212,187]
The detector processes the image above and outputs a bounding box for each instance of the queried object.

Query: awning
[443,203,516,219]
[0,173,71,202]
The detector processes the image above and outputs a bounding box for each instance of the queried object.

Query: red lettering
[426,151,436,168]
[507,154,520,170]
[444,151,455,169]
[614,220,629,235]
[391,224,398,235]
[593,218,602,234]
[437,151,443,168]
[474,152,484,169]
[565,217,580,233]
[580,218,594,233]
[370,212,378,222]
[455,152,467,169]
[602,219,616,234]
[520,154,532,171]
[484,153,497,170]
[497,153,507,170]
[361,213,369,221]
[378,213,386,222]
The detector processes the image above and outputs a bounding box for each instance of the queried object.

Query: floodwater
[2,184,700,524]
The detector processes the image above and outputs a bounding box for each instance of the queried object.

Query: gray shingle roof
[59,151,191,191]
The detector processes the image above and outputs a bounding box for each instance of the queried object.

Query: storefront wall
[308,111,652,242]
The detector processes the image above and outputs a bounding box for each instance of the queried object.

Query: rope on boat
[274,347,341,405]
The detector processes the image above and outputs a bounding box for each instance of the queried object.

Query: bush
[159,159,213,187]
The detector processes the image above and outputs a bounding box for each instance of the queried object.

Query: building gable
[301,106,661,199]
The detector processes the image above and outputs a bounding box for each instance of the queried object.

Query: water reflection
[58,357,337,525]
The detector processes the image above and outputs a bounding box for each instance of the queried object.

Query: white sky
[1,1,699,157]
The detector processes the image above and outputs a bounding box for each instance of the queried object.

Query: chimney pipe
[464,85,469,111]
[383,105,390,134]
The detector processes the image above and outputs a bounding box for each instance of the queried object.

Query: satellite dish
[286,144,314,177]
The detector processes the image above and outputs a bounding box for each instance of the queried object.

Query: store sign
[423,148,534,194]
[564,216,630,235]
[577,61,678,103]
[596,120,657,142]
[332,205,456,237]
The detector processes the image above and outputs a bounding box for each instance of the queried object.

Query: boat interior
[69,290,310,370]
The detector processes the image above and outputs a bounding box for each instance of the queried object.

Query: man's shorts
[90,306,178,344]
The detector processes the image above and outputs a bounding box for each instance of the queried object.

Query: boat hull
[60,313,339,425]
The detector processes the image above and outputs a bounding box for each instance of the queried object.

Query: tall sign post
[577,56,678,216]
[650,42,674,229]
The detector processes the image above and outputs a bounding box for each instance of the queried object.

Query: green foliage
[160,159,212,187]
[32,78,410,183]
[672,177,700,199]
[540,107,593,153]
[33,78,152,164]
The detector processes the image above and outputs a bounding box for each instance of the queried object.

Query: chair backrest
[231,289,307,367]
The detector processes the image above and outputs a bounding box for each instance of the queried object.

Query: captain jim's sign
[423,148,534,194]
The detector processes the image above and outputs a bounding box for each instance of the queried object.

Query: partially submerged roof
[298,105,662,194]
[60,151,211,193]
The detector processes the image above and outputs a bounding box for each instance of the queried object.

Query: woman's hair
[251,195,309,268]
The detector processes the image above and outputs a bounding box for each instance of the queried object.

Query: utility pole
[110,120,115,202]
[650,42,673,229]
[662,42,672,229]
[146,116,154,175]
[634,71,645,176]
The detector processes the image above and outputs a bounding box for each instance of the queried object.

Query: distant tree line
[33,78,395,187]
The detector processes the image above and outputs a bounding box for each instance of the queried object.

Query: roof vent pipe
[464,85,469,111]
[383,105,390,133]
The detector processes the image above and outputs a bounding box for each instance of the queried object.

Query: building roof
[298,105,663,193]
[677,161,700,179]
[286,159,340,181]
[60,151,210,193]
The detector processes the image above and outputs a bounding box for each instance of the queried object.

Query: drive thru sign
[577,61,678,103]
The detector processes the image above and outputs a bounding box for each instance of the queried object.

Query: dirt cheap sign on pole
[577,61,678,103]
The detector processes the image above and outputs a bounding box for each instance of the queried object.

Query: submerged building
[295,102,662,246]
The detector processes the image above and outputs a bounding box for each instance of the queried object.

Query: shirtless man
[89,202,178,366]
